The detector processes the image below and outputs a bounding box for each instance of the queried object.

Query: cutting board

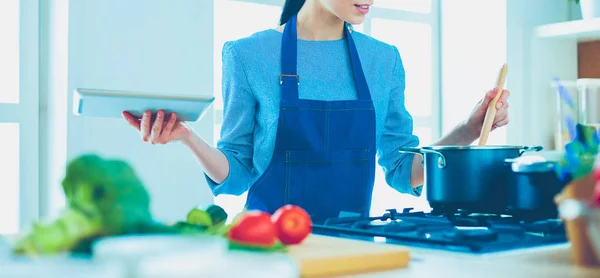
[287,234,410,277]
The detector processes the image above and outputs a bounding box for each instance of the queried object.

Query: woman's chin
[344,16,366,26]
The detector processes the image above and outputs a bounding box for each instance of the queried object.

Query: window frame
[0,0,40,233]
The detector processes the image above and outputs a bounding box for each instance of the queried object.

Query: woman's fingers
[150,110,165,143]
[493,116,509,130]
[493,106,509,129]
[140,111,152,142]
[495,89,510,109]
[495,106,508,121]
[124,110,177,144]
[158,112,177,144]
[122,111,141,131]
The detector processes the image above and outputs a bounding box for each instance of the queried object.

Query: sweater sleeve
[376,46,423,197]
[204,41,256,196]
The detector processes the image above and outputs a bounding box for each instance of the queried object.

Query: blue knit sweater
[206,28,422,197]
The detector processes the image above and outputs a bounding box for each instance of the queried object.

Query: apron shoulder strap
[280,15,372,101]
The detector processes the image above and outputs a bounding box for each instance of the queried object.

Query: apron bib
[245,15,377,223]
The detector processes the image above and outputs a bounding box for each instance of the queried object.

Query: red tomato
[594,167,600,181]
[228,211,277,247]
[271,205,312,245]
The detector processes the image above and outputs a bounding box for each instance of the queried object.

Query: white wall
[53,0,216,222]
[505,0,575,148]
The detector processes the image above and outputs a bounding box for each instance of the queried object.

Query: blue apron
[245,15,376,223]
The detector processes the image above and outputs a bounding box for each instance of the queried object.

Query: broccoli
[12,154,169,256]
[12,154,229,256]
[62,154,154,233]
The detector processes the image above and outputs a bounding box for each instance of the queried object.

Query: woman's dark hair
[280,0,306,25]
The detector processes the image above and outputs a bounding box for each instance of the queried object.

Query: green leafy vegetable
[12,154,167,256]
[11,153,274,257]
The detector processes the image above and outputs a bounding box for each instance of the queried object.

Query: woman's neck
[295,1,345,41]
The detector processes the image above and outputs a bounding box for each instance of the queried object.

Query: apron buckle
[280,74,300,85]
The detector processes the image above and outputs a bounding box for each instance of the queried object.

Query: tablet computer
[73,88,215,122]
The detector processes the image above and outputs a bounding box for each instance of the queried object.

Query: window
[0,0,40,234]
[212,0,441,216]
[0,124,19,234]
[440,0,507,145]
[0,0,21,235]
[0,0,19,104]
[371,19,433,118]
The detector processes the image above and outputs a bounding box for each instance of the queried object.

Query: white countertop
[349,243,600,278]
[3,234,600,278]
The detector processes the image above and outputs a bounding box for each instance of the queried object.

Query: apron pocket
[285,149,370,220]
[245,152,287,214]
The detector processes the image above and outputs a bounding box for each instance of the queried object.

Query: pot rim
[421,145,537,151]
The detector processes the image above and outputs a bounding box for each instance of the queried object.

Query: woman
[123,0,510,223]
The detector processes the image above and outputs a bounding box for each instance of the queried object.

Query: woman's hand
[465,87,511,138]
[122,110,191,144]
[410,87,511,187]
[123,109,230,183]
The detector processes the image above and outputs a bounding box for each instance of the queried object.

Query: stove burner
[379,220,418,233]
[311,207,568,254]
[443,227,499,242]
[520,219,564,234]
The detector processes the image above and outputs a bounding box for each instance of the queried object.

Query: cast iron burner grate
[311,208,568,254]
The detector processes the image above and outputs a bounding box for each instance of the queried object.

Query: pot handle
[398,147,447,168]
[519,145,543,156]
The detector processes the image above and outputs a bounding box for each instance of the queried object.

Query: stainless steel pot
[398,145,543,214]
[504,155,567,220]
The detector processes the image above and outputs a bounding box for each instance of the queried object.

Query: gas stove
[311,208,568,254]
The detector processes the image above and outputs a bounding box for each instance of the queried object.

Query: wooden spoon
[478,63,508,146]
